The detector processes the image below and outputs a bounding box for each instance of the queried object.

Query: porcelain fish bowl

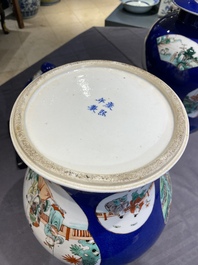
[120,0,160,14]
[10,60,189,265]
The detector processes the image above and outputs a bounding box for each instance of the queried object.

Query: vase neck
[178,9,198,29]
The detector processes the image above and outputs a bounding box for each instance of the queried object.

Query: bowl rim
[120,0,160,7]
[10,60,189,193]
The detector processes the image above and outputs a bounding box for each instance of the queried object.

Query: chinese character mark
[96,98,106,104]
[98,109,107,117]
[88,98,114,117]
[88,105,98,113]
[104,102,114,110]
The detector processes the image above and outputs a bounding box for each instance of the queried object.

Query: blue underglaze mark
[104,101,114,110]
[96,97,106,104]
[88,98,114,117]
[88,105,98,113]
[98,109,107,117]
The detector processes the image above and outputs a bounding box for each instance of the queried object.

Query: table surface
[105,4,160,28]
[1,26,198,265]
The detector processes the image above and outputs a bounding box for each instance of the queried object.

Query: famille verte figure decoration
[24,168,101,265]
[160,173,172,224]
[183,88,198,118]
[145,0,198,132]
[24,168,172,265]
[10,61,189,265]
[96,183,155,234]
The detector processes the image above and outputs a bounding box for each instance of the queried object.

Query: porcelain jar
[10,60,189,265]
[144,0,198,133]
[19,0,40,18]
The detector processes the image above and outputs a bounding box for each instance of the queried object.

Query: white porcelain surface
[10,60,189,192]
[25,63,173,173]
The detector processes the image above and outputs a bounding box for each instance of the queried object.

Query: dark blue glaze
[25,62,56,87]
[41,62,56,73]
[173,0,198,15]
[145,9,198,133]
[62,179,165,265]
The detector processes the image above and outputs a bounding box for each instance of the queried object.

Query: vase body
[23,168,172,265]
[145,7,198,133]
[19,0,40,18]
[157,0,177,17]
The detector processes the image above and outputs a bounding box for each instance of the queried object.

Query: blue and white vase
[144,0,198,133]
[19,0,40,18]
[157,0,177,17]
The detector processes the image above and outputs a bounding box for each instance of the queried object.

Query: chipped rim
[9,60,189,193]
